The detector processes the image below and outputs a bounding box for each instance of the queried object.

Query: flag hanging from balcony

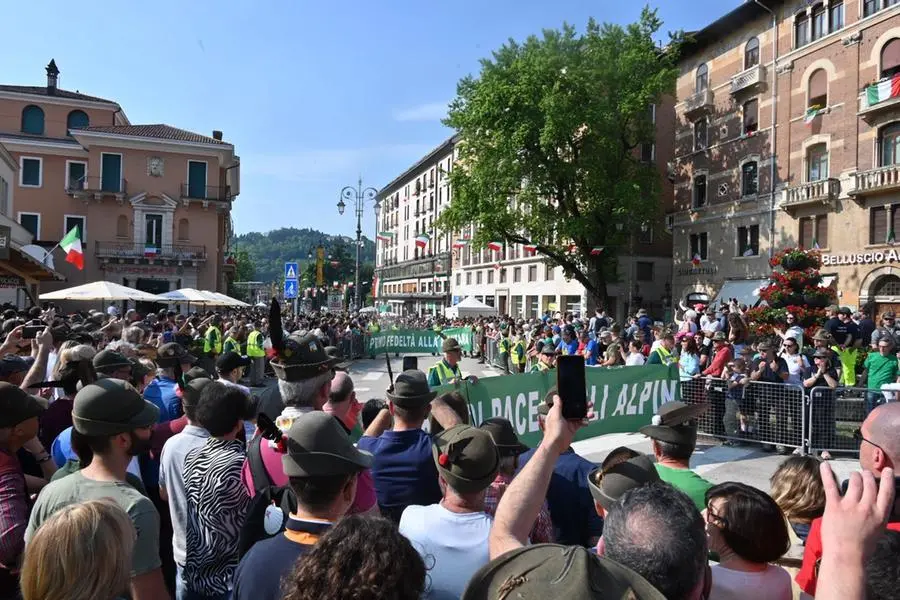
[590,246,604,256]
[812,237,820,250]
[376,231,394,242]
[691,254,702,267]
[866,74,900,107]
[804,106,825,125]
[452,239,468,249]
[59,225,83,270]
[144,246,158,258]
[523,244,537,254]
[414,233,431,248]
[487,241,503,252]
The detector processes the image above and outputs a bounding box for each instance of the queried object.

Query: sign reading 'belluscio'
[367,327,473,354]
[822,249,900,266]
[435,364,680,448]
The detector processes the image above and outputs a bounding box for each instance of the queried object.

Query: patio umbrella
[158,288,216,305]
[39,281,165,302]
[202,291,250,307]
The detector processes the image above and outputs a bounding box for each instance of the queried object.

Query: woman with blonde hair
[20,499,135,600]
[769,455,833,543]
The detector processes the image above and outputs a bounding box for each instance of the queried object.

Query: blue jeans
[866,392,886,415]
[176,565,231,600]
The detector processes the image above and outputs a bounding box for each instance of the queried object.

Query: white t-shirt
[709,564,792,600]
[399,504,492,600]
[781,353,809,387]
[626,353,646,366]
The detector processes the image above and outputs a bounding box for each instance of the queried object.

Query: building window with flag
[690,232,708,262]
[737,225,759,257]
[800,215,828,250]
[741,161,759,196]
[807,144,829,182]
[807,69,828,112]
[870,205,900,245]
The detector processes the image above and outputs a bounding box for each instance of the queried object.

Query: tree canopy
[436,8,681,306]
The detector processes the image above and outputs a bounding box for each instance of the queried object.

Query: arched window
[807,143,829,182]
[880,123,900,166]
[116,215,129,238]
[21,105,44,135]
[881,39,900,79]
[808,69,828,108]
[874,275,900,296]
[695,63,708,93]
[745,37,760,69]
[66,110,89,134]
[177,218,190,241]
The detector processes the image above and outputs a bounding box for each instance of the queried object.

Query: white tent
[39,281,165,302]
[158,288,218,305]
[444,296,498,318]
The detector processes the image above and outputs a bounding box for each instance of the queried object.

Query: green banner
[436,365,681,448]
[366,327,473,354]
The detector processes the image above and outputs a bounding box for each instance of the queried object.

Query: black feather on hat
[268,298,285,360]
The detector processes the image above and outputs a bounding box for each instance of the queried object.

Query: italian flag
[590,246,604,256]
[452,239,468,249]
[59,225,84,270]
[414,233,430,248]
[376,231,394,242]
[144,246,158,257]
[691,254,702,266]
[523,244,537,254]
[804,106,824,125]
[867,74,900,107]
[487,241,503,252]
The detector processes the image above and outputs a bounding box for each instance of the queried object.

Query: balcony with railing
[858,79,900,121]
[851,164,900,196]
[66,176,127,199]
[683,88,715,119]
[95,241,207,261]
[180,183,232,203]
[781,178,840,213]
[730,64,766,96]
[375,252,451,281]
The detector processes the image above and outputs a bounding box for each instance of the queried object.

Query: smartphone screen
[556,355,587,420]
[22,325,43,340]
[402,356,418,371]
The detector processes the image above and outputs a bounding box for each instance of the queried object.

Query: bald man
[798,402,900,596]
[324,371,360,433]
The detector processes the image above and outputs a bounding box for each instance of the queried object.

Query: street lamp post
[338,177,380,311]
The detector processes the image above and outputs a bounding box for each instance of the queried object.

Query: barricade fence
[680,378,807,451]
[806,386,877,457]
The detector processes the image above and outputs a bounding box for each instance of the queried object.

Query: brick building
[672,0,900,313]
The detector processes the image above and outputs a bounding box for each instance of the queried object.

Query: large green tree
[436,8,681,307]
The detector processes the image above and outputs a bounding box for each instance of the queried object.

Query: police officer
[427,338,478,387]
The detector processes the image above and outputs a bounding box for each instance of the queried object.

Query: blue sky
[5,0,741,238]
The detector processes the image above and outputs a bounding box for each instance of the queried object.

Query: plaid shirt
[483,472,554,544]
[0,449,28,571]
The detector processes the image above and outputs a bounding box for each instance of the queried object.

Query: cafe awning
[710,278,769,308]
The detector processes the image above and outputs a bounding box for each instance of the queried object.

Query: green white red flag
[59,225,83,270]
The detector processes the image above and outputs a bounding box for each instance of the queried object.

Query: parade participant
[588,450,659,523]
[427,338,477,387]
[510,331,527,373]
[358,370,463,523]
[529,344,557,373]
[92,349,133,382]
[245,323,266,387]
[399,424,500,599]
[640,401,713,511]
[223,326,242,355]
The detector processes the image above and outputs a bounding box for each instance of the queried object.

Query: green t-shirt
[864,352,900,390]
[26,471,161,577]
[655,463,713,512]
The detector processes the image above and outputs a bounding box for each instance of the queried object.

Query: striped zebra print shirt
[183,437,250,596]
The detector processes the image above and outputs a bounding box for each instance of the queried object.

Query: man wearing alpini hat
[640,400,712,511]
[399,424,500,599]
[427,337,478,387]
[359,370,464,523]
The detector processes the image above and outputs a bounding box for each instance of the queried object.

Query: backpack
[237,434,298,559]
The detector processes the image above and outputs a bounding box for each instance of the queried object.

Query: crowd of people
[0,299,896,600]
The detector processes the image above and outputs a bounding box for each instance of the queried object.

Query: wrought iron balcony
[731,64,766,95]
[180,184,232,202]
[683,88,715,119]
[781,178,840,213]
[851,164,900,196]
[66,176,127,199]
[95,241,207,261]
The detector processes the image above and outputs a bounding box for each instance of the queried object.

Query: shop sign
[822,249,900,266]
[0,275,24,289]
[676,265,718,276]
[102,264,178,275]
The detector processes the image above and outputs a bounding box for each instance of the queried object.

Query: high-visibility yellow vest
[511,340,526,365]
[530,361,552,373]
[654,345,674,365]
[204,326,223,354]
[223,337,240,355]
[428,360,461,387]
[499,337,511,355]
[247,330,266,357]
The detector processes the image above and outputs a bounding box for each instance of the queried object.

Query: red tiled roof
[76,124,229,145]
[0,85,117,105]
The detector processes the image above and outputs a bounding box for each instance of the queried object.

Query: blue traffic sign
[284,280,298,299]
[284,262,299,280]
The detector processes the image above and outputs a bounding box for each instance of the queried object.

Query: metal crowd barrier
[806,386,883,458]
[339,332,367,360]
[680,378,806,451]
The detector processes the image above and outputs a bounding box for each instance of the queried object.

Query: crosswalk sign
[284,262,299,280]
[284,280,298,299]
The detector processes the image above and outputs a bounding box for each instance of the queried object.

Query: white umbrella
[39,281,165,302]
[158,288,216,304]
[201,291,250,307]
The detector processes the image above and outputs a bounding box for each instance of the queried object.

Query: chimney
[212,130,223,141]
[46,59,59,95]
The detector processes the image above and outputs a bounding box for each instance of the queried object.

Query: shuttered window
[882,39,900,78]
[800,217,815,248]
[809,69,828,107]
[800,216,829,248]
[869,206,900,244]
